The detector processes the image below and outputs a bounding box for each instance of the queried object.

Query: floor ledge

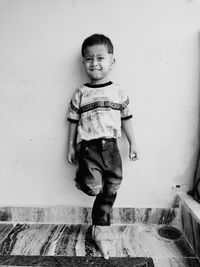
[178,192,200,223]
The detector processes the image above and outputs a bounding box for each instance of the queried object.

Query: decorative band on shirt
[70,100,81,114]
[70,98,130,114]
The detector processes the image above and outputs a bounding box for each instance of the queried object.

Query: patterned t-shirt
[67,81,132,143]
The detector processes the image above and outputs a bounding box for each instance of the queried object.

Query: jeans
[75,138,123,226]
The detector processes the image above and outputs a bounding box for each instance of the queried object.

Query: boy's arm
[67,121,78,164]
[122,119,139,161]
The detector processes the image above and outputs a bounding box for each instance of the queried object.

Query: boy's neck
[89,77,110,85]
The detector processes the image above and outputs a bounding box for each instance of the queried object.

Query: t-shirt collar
[84,81,113,88]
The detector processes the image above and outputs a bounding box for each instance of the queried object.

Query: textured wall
[0,0,200,207]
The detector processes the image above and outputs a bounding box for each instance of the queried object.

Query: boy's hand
[129,145,139,161]
[67,145,76,165]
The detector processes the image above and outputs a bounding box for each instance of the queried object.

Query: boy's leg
[91,139,122,259]
[92,139,122,226]
[76,139,122,225]
[75,139,122,259]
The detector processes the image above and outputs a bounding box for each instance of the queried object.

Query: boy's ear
[110,57,116,69]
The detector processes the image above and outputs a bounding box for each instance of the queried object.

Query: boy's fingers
[68,160,74,165]
[68,156,76,165]
[67,158,71,164]
[130,157,138,161]
[67,155,73,164]
[129,152,139,161]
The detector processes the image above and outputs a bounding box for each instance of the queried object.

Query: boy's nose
[91,58,98,65]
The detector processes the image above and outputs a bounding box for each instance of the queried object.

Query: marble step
[0,256,200,267]
[0,223,199,266]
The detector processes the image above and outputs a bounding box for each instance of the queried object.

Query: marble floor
[0,223,199,267]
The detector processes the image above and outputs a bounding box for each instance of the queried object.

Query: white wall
[0,0,200,207]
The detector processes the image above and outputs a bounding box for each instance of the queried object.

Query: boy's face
[83,44,115,84]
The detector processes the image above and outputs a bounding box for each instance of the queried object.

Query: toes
[96,240,110,260]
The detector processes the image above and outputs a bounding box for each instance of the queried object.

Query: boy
[67,34,138,259]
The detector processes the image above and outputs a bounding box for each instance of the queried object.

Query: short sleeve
[120,89,133,120]
[67,88,81,123]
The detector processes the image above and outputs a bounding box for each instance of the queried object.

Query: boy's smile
[83,44,115,84]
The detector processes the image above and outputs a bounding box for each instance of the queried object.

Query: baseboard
[0,206,179,225]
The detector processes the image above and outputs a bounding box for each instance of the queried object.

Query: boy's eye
[98,57,104,61]
[85,57,92,62]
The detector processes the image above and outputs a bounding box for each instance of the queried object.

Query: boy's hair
[81,34,114,57]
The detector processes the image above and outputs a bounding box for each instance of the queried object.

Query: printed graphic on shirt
[68,82,132,143]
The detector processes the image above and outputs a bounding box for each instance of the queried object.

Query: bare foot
[92,225,112,260]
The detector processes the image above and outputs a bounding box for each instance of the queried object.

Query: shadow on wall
[187,32,200,203]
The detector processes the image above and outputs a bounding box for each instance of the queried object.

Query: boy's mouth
[90,68,101,71]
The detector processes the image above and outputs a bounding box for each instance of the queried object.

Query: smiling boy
[67,34,138,259]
